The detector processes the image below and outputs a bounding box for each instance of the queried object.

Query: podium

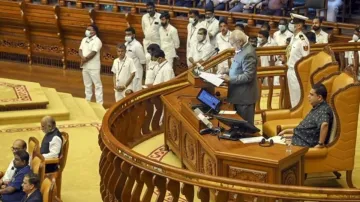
[160,71,308,186]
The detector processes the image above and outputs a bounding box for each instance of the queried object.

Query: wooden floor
[0,61,116,108]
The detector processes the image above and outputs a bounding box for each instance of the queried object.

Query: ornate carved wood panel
[165,112,181,156]
[181,129,197,171]
[199,147,216,176]
[282,163,299,185]
[228,166,268,183]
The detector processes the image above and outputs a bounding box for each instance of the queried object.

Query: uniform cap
[290,13,308,24]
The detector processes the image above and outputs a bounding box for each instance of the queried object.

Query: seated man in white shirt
[273,18,293,46]
[188,28,214,68]
[112,44,136,102]
[311,17,329,44]
[151,49,175,85]
[40,116,63,173]
[345,27,360,76]
[258,30,276,85]
[0,140,27,187]
[260,23,274,44]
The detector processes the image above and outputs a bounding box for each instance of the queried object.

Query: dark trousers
[234,104,255,125]
[260,8,283,16]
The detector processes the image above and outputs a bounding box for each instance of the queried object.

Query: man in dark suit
[21,173,42,202]
[221,30,258,125]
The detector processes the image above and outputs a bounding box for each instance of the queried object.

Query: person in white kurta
[345,28,360,78]
[145,44,161,85]
[159,12,180,69]
[215,21,232,74]
[141,2,161,52]
[187,10,206,67]
[204,8,219,47]
[124,27,146,92]
[257,30,277,85]
[79,25,103,104]
[188,28,214,67]
[152,50,175,85]
[311,17,329,44]
[287,14,310,108]
[111,45,136,102]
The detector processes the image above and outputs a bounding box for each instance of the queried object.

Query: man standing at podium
[221,30,258,125]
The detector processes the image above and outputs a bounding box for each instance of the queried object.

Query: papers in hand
[240,136,286,144]
[199,71,224,87]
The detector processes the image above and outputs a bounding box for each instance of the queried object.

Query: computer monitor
[196,88,221,114]
[214,115,260,140]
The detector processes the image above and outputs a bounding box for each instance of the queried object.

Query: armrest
[45,158,60,164]
[262,109,291,123]
[276,124,298,134]
[305,147,328,158]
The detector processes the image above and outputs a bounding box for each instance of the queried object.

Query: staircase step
[74,98,100,121]
[58,92,86,121]
[88,102,106,121]
[0,87,70,125]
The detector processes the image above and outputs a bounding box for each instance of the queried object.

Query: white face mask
[206,16,213,23]
[85,30,91,37]
[288,23,295,33]
[353,34,359,42]
[189,17,195,24]
[278,25,286,32]
[257,37,264,44]
[197,34,204,42]
[125,36,132,42]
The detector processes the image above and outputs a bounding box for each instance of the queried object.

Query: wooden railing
[100,77,360,202]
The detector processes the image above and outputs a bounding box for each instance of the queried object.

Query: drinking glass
[285,136,292,154]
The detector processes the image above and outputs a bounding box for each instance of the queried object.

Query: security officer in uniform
[286,13,310,108]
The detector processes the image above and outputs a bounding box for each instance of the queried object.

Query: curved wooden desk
[161,85,308,185]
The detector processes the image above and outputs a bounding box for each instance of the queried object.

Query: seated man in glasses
[278,84,333,148]
[0,140,27,187]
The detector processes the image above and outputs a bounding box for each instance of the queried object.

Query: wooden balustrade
[99,78,360,202]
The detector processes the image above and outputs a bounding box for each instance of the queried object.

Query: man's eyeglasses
[11,147,21,151]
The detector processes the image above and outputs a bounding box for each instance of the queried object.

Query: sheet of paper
[240,136,263,144]
[199,71,224,87]
[219,110,237,115]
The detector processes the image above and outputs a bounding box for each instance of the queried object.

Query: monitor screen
[196,89,221,111]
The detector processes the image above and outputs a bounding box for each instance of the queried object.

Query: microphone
[215,91,221,97]
[193,48,220,76]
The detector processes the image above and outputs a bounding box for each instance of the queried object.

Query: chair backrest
[305,0,327,9]
[41,177,57,202]
[28,137,40,160]
[31,150,45,182]
[293,49,337,117]
[59,132,69,172]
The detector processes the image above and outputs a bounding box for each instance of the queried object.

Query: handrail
[101,77,360,201]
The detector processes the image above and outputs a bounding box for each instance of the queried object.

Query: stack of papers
[199,72,224,87]
[240,136,286,144]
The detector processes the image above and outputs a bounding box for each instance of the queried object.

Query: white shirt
[2,161,15,182]
[312,29,329,44]
[159,24,180,59]
[79,35,102,70]
[273,30,293,46]
[145,60,161,85]
[42,136,62,159]
[141,12,161,44]
[345,40,360,65]
[216,30,232,52]
[240,0,261,3]
[188,39,214,64]
[125,39,146,79]
[287,31,310,69]
[111,56,136,90]
[187,21,206,54]
[204,17,219,47]
[258,40,277,67]
[153,60,175,85]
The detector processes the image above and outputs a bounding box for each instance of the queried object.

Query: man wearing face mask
[188,28,214,67]
[152,49,175,86]
[145,44,161,85]
[288,20,295,33]
[204,7,219,47]
[287,13,310,108]
[124,27,146,92]
[79,24,103,105]
[141,2,161,52]
[40,116,63,173]
[221,30,258,125]
[187,10,206,67]
[257,30,276,85]
[159,12,180,69]
[273,18,293,46]
[216,21,232,74]
[345,27,360,69]
[311,17,329,44]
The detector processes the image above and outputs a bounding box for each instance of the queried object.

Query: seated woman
[278,84,333,148]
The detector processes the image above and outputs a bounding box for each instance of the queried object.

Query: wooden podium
[161,72,308,186]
